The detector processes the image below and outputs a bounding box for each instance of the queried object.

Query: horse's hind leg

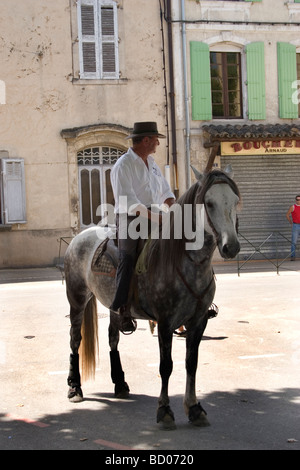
[109,310,129,398]
[67,289,88,403]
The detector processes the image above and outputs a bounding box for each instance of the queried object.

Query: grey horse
[64,167,241,429]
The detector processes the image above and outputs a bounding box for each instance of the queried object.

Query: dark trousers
[110,214,141,311]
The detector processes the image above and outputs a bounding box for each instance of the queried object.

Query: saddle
[91,236,149,276]
[91,237,119,276]
[91,236,154,319]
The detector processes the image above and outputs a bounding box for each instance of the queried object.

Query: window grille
[77,146,123,227]
[77,146,123,165]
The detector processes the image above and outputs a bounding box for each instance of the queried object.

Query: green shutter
[190,41,212,121]
[245,0,262,2]
[246,42,266,120]
[277,42,298,119]
[295,1,300,3]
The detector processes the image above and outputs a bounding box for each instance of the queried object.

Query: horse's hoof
[188,402,210,427]
[157,405,176,430]
[115,381,130,399]
[68,386,83,403]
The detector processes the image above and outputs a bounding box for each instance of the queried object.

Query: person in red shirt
[286,195,300,260]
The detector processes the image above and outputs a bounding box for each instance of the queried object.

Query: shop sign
[221,139,300,156]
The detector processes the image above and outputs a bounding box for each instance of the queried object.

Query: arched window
[77,146,123,227]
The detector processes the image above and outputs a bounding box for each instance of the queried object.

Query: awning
[202,123,300,143]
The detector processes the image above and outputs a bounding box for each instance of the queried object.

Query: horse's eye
[206,201,214,209]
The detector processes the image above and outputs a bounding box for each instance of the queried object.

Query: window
[77,146,123,227]
[0,158,26,225]
[77,0,119,79]
[210,52,242,119]
[190,41,266,121]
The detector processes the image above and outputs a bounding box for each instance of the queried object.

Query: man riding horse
[110,122,176,334]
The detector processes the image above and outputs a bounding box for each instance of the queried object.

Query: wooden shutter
[100,4,119,78]
[190,41,212,121]
[246,42,266,120]
[78,0,99,78]
[277,42,298,119]
[1,159,26,224]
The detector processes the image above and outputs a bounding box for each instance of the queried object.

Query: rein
[176,266,215,306]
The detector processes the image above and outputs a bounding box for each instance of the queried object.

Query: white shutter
[100,3,119,78]
[1,158,26,224]
[78,0,100,79]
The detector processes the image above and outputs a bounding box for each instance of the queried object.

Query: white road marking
[238,353,285,360]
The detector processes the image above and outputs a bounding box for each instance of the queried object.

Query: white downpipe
[181,0,191,189]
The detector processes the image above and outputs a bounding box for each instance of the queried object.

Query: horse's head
[192,166,241,259]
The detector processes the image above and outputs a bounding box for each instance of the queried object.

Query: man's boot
[119,305,137,335]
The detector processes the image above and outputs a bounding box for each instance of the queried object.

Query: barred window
[77,146,123,227]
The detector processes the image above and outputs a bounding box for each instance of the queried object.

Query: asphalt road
[0,264,299,452]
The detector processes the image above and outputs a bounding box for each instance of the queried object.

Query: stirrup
[120,317,137,335]
[119,307,137,335]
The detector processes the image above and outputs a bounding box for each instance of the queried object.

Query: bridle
[176,178,239,310]
[199,179,239,239]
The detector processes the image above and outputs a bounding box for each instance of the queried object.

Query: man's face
[145,136,160,154]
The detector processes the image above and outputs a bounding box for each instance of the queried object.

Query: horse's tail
[79,295,99,381]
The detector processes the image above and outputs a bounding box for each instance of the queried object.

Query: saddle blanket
[91,238,117,277]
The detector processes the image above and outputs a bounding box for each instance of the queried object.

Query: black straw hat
[126,122,166,139]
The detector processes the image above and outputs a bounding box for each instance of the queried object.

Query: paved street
[0,263,299,451]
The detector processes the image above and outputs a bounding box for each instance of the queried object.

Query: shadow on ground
[1,387,299,451]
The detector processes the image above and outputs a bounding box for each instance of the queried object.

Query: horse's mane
[145,170,240,279]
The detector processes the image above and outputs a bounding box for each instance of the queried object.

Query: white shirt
[111,147,175,214]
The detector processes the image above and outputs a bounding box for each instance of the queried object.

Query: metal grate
[77,146,123,165]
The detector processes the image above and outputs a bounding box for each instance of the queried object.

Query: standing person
[286,195,300,260]
[110,122,175,334]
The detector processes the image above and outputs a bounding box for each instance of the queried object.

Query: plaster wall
[0,0,168,267]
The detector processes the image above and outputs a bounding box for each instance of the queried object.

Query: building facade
[0,0,171,267]
[2,0,300,268]
[171,0,300,258]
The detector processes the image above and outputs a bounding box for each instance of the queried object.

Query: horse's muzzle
[220,239,240,259]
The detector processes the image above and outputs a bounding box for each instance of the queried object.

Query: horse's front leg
[157,324,176,430]
[109,310,129,398]
[184,317,210,426]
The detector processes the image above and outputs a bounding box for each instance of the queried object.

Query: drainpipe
[166,0,179,198]
[180,0,191,189]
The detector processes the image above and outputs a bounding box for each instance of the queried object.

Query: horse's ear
[224,164,234,178]
[191,165,204,181]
